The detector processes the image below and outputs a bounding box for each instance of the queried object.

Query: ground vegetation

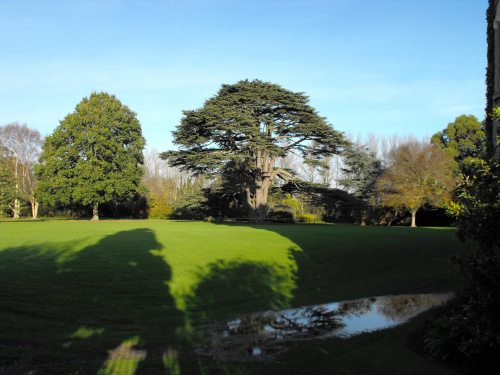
[0,220,472,374]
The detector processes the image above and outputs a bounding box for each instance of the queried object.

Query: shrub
[267,210,294,223]
[267,210,294,219]
[422,151,500,367]
[149,193,173,220]
[149,205,173,220]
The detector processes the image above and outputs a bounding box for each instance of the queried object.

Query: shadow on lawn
[184,259,295,326]
[1,228,187,374]
[0,228,294,374]
[235,224,465,306]
[1,223,465,374]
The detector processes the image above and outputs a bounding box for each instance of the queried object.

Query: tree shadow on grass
[5,222,464,374]
[0,227,294,374]
[184,259,296,327]
[0,229,186,374]
[210,223,470,307]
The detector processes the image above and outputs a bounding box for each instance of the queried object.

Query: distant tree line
[0,83,485,227]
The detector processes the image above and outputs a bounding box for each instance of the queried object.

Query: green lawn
[0,220,474,374]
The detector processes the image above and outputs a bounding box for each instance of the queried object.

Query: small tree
[36,92,146,220]
[375,138,457,227]
[162,79,346,223]
[339,143,383,224]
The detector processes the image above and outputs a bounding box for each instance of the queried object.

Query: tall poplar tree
[162,79,346,223]
[36,92,146,220]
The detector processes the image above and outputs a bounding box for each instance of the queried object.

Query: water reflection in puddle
[196,293,452,361]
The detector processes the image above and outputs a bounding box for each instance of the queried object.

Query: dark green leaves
[163,79,346,178]
[36,92,146,211]
[431,114,486,173]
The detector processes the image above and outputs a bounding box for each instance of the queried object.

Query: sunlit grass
[0,220,473,374]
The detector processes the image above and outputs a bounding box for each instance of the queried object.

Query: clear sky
[0,0,489,151]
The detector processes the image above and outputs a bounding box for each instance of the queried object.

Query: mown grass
[0,220,475,374]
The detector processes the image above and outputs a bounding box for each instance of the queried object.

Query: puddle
[195,293,452,361]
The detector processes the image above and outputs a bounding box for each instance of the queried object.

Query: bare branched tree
[142,149,208,206]
[375,137,457,227]
[0,122,43,219]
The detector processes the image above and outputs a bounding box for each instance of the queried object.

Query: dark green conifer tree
[162,80,346,223]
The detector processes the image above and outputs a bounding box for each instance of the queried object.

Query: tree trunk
[31,198,38,219]
[247,203,267,224]
[12,198,20,219]
[243,181,270,224]
[91,202,99,221]
[411,209,417,227]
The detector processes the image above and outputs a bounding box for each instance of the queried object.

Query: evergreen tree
[338,144,383,224]
[431,114,486,174]
[339,144,382,199]
[36,92,146,220]
[162,79,346,223]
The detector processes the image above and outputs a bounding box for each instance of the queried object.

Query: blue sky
[0,0,488,151]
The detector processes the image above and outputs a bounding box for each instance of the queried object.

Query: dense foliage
[431,114,486,174]
[36,92,146,220]
[281,180,364,223]
[0,156,17,216]
[171,187,245,220]
[422,110,499,367]
[423,158,500,367]
[148,193,174,219]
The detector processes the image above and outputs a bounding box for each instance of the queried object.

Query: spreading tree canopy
[375,138,457,227]
[162,79,346,223]
[36,92,146,220]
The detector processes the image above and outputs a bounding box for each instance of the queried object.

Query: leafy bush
[149,205,173,220]
[171,188,245,220]
[149,193,173,219]
[422,299,476,364]
[422,152,500,367]
[282,194,300,211]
